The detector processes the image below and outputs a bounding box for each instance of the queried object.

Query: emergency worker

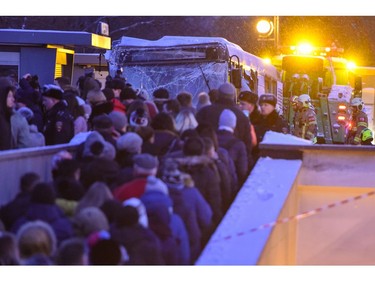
[288,74,301,95]
[290,95,300,136]
[348,97,368,145]
[295,94,317,143]
[300,74,310,94]
[360,128,373,145]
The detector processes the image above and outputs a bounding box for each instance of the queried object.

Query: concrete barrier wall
[197,143,375,265]
[0,144,77,207]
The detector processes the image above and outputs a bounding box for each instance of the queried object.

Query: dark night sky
[2,0,375,65]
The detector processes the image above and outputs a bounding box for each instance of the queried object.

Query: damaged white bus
[105,36,282,108]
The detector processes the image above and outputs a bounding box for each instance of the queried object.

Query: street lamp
[256,16,279,53]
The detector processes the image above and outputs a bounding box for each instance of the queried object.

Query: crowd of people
[0,70,370,265]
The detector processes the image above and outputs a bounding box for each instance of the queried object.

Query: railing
[0,144,78,207]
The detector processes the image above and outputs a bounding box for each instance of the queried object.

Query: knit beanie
[108,111,128,132]
[218,82,236,99]
[219,109,237,130]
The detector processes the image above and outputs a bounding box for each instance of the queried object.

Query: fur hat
[73,207,109,237]
[219,109,237,130]
[218,82,236,99]
[238,91,258,105]
[133,153,159,170]
[116,132,143,153]
[259,94,277,107]
[43,85,63,100]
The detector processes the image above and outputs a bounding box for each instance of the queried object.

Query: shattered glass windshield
[121,62,228,104]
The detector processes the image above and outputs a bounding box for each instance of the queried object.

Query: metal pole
[274,16,279,53]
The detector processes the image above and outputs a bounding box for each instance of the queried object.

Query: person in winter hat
[73,206,109,238]
[108,111,128,135]
[238,90,261,149]
[112,153,159,202]
[196,82,253,170]
[42,85,75,145]
[82,131,116,161]
[218,109,237,132]
[196,91,211,112]
[116,132,143,154]
[129,107,149,127]
[217,109,249,187]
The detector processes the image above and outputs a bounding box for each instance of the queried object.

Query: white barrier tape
[216,190,375,242]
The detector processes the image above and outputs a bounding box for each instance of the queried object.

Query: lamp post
[256,16,279,53]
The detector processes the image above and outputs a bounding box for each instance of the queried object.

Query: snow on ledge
[261,131,313,145]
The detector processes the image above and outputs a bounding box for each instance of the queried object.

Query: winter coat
[167,181,213,263]
[0,192,32,230]
[110,223,164,265]
[43,101,74,145]
[174,155,222,225]
[196,97,253,164]
[253,110,289,160]
[152,130,181,158]
[140,190,180,265]
[217,129,249,187]
[11,203,74,245]
[170,213,191,265]
[80,157,121,191]
[11,111,44,148]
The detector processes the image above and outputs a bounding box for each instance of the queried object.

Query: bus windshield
[122,61,227,103]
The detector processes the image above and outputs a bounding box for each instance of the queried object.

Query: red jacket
[113,177,147,202]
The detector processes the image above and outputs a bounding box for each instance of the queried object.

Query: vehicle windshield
[122,62,227,103]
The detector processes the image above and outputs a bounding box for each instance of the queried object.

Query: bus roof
[114,36,279,79]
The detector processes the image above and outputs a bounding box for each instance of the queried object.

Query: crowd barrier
[0,144,78,207]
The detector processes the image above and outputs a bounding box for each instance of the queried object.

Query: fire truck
[272,44,362,144]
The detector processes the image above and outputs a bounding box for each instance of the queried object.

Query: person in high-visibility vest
[360,127,373,145]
